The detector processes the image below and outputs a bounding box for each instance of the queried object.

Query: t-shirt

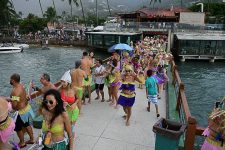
[145,76,158,95]
[94,65,105,84]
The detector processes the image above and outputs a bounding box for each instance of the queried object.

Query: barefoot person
[0,97,15,150]
[71,60,87,113]
[40,89,73,150]
[59,70,79,139]
[117,65,141,126]
[10,73,35,148]
[81,52,93,104]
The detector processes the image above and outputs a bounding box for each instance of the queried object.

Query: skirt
[118,95,135,107]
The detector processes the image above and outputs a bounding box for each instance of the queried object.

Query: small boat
[0,45,23,54]
[13,43,29,49]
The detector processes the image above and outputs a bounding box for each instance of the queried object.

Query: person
[59,70,79,139]
[10,73,35,148]
[137,70,145,89]
[40,89,73,150]
[71,60,87,113]
[94,59,105,102]
[81,52,93,104]
[0,97,15,150]
[117,65,141,126]
[89,51,95,66]
[145,70,160,118]
[32,73,56,95]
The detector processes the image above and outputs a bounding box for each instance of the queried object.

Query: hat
[124,65,133,71]
[61,70,71,84]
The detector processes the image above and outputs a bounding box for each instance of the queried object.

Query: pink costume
[0,102,15,143]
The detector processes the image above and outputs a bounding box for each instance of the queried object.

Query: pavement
[11,85,166,150]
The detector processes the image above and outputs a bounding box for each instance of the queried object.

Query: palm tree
[106,0,111,16]
[0,0,17,26]
[44,7,57,24]
[149,0,161,8]
[79,0,86,27]
[38,0,44,17]
[96,0,98,25]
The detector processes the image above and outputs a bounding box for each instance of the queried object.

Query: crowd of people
[0,35,174,150]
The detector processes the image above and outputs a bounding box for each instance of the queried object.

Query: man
[81,51,93,104]
[32,73,56,94]
[10,73,35,148]
[94,59,105,102]
[71,60,87,113]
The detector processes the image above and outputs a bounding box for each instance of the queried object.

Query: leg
[88,85,91,103]
[147,102,150,112]
[17,130,26,147]
[95,89,100,100]
[107,86,112,102]
[25,125,34,143]
[122,106,128,119]
[155,104,160,118]
[100,90,104,102]
[126,107,132,126]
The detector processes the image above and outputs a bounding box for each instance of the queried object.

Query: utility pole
[96,0,98,26]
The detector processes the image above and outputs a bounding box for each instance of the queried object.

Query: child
[145,69,160,118]
[138,70,145,89]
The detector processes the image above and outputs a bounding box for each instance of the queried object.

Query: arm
[63,112,73,150]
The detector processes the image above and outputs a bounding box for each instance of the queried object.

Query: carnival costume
[0,102,15,143]
[201,100,225,150]
[118,65,136,107]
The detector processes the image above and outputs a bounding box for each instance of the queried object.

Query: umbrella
[108,43,133,52]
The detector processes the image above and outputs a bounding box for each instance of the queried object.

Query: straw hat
[124,65,133,71]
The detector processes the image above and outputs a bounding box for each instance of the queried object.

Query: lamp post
[196,3,204,12]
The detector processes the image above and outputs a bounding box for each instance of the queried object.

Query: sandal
[18,143,27,148]
[25,140,35,144]
[157,114,160,118]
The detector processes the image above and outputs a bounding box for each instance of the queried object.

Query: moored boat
[0,46,23,54]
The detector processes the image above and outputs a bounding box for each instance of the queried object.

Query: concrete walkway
[15,85,166,150]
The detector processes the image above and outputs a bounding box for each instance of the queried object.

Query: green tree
[149,0,161,5]
[0,0,17,26]
[44,7,57,23]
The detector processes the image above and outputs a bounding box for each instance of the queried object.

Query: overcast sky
[12,0,198,17]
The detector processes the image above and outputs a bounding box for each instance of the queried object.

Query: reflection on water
[177,61,225,149]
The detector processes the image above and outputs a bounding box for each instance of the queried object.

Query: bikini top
[42,120,64,136]
[120,82,135,91]
[61,90,76,104]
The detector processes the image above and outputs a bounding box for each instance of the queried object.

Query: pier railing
[170,60,205,150]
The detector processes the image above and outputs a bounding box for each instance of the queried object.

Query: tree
[0,0,17,26]
[79,0,86,27]
[149,0,161,8]
[38,0,44,17]
[106,0,111,16]
[44,7,57,23]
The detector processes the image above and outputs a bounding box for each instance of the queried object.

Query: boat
[13,43,29,49]
[0,45,23,54]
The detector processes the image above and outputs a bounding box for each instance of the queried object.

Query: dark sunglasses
[125,70,131,72]
[44,99,54,105]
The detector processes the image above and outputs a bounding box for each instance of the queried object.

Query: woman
[59,70,79,139]
[108,59,121,108]
[201,99,225,150]
[0,97,15,150]
[40,89,73,150]
[117,65,141,126]
[89,51,95,66]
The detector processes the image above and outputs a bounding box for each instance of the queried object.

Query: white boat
[13,43,29,49]
[0,46,23,54]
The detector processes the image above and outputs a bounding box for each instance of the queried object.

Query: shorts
[147,95,158,105]
[14,115,30,131]
[95,84,104,91]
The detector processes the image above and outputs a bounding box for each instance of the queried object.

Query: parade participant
[137,70,145,89]
[59,70,79,139]
[104,64,113,102]
[71,60,87,113]
[107,59,121,108]
[40,89,73,150]
[0,97,15,150]
[201,98,225,150]
[89,51,95,66]
[117,65,141,126]
[145,70,160,117]
[94,59,106,102]
[32,73,56,94]
[10,73,35,148]
[81,51,93,104]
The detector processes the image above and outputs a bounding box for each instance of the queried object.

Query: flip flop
[18,143,27,148]
[25,140,35,144]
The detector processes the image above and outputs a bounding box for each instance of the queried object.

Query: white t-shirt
[94,65,105,84]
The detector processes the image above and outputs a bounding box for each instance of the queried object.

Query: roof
[137,8,176,18]
[85,32,141,36]
[176,33,225,41]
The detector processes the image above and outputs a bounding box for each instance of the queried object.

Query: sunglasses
[44,99,54,105]
[125,70,131,72]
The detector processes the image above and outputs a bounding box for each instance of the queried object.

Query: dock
[11,85,166,150]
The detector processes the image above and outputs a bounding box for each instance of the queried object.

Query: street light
[196,3,204,12]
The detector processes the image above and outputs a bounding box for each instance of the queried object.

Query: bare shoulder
[62,111,69,119]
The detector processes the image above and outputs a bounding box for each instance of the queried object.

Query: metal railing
[170,60,205,150]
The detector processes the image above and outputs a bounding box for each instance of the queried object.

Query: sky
[12,0,200,18]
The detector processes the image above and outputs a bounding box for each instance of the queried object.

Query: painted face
[61,80,68,88]
[44,95,57,111]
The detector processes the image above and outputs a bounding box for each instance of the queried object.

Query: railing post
[184,117,197,150]
[172,65,177,86]
[176,83,184,111]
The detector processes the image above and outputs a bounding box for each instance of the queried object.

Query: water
[177,61,225,149]
[0,47,108,96]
